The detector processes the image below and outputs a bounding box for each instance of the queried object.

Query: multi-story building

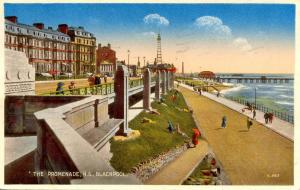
[5,16,73,74]
[5,16,97,76]
[96,43,116,76]
[63,26,96,75]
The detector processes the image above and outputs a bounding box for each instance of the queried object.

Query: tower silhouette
[156,33,162,66]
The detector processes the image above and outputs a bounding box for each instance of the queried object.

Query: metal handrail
[181,79,294,124]
[38,82,115,96]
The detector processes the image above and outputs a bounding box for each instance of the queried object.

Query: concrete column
[170,72,174,89]
[166,71,170,91]
[114,65,131,135]
[162,70,166,95]
[143,68,151,110]
[155,70,161,101]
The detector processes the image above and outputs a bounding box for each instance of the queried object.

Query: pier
[214,76,293,84]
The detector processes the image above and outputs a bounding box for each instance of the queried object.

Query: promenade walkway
[178,82,294,141]
[177,85,293,185]
[145,139,209,185]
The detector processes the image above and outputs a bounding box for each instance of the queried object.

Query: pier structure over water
[214,76,293,84]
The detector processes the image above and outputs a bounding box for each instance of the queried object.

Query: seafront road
[178,85,293,184]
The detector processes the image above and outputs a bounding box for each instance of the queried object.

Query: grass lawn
[110,89,197,173]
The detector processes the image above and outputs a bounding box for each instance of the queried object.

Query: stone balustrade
[34,96,141,184]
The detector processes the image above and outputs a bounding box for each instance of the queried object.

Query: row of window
[5,24,70,42]
[76,38,95,46]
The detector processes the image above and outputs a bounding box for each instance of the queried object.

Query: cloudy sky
[5,3,295,73]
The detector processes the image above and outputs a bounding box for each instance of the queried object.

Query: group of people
[221,115,254,131]
[56,81,76,95]
[264,112,274,124]
[88,74,108,86]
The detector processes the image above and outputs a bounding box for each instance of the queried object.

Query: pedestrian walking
[88,74,95,87]
[95,74,101,85]
[264,112,269,124]
[269,113,274,123]
[253,109,256,119]
[247,117,253,131]
[104,74,108,83]
[221,116,227,128]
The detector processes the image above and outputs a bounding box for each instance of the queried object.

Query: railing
[39,82,115,96]
[225,95,294,124]
[180,79,294,124]
[151,76,156,83]
[129,78,143,88]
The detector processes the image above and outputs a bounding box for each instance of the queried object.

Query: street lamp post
[254,87,257,108]
[127,50,130,68]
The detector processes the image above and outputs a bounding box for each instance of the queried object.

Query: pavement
[5,136,37,165]
[128,93,155,122]
[177,85,293,185]
[178,82,294,141]
[145,139,209,185]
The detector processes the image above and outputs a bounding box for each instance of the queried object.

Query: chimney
[98,43,101,49]
[5,16,18,23]
[48,26,53,30]
[107,43,111,49]
[33,23,44,30]
[58,24,68,34]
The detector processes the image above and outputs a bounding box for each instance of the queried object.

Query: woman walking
[221,116,227,128]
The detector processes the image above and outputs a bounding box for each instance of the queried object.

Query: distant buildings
[199,71,216,79]
[4,16,96,75]
[96,43,116,76]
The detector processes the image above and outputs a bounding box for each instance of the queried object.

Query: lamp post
[127,50,130,68]
[254,87,257,108]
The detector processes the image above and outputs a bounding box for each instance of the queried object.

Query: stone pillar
[162,70,166,95]
[155,71,161,101]
[143,68,151,110]
[166,71,170,91]
[114,65,131,135]
[170,72,174,89]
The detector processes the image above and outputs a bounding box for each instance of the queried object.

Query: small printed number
[267,173,280,178]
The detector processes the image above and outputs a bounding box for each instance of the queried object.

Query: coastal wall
[5,96,87,134]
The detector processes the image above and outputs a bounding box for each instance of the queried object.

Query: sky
[4,3,295,74]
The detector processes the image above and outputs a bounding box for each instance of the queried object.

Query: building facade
[65,26,96,74]
[5,16,73,74]
[96,43,116,76]
[4,16,96,75]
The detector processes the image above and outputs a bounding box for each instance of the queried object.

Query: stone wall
[5,96,86,135]
[5,49,35,95]
[34,96,141,184]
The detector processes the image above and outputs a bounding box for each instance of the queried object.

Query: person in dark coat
[247,117,253,131]
[56,82,64,95]
[221,116,227,128]
[94,74,101,85]
[264,113,269,124]
[253,109,256,119]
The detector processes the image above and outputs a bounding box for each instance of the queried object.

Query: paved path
[5,136,36,165]
[145,139,209,185]
[177,86,293,185]
[178,82,294,141]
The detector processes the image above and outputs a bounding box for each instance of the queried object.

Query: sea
[218,73,294,115]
